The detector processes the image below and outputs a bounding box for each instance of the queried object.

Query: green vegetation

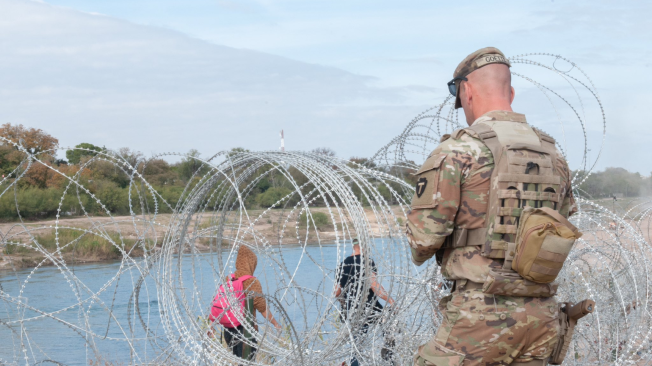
[0,123,209,220]
[256,187,293,207]
[576,168,652,198]
[4,229,141,259]
[65,142,104,164]
[0,124,415,223]
[299,211,331,230]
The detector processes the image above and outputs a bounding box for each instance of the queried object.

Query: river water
[0,240,411,365]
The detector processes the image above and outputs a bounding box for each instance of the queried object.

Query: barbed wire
[0,53,649,365]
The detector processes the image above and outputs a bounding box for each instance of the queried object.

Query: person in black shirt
[334,238,395,366]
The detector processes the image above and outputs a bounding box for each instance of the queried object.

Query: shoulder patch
[411,153,447,209]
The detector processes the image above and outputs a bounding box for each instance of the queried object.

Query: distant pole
[280,130,285,152]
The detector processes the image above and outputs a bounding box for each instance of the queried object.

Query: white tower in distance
[280,130,285,152]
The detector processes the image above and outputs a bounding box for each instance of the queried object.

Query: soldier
[407,47,577,366]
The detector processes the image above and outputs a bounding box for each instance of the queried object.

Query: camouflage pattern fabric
[406,130,494,267]
[482,270,558,298]
[407,110,575,365]
[414,289,559,366]
[405,110,576,283]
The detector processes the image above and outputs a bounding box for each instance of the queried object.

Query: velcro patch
[411,153,447,209]
[475,54,510,68]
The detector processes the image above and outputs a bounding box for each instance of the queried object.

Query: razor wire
[0,53,650,366]
[368,53,652,366]
[0,144,446,365]
[369,53,607,189]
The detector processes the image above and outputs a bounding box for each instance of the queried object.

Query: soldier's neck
[468,102,513,125]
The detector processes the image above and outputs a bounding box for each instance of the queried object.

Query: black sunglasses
[447,76,468,97]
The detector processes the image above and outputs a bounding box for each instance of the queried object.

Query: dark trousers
[350,321,369,366]
[343,306,394,366]
[223,325,257,361]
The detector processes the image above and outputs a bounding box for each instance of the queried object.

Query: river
[0,240,412,365]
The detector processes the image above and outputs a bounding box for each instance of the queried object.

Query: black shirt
[337,254,383,314]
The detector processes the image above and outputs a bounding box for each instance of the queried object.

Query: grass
[3,228,143,261]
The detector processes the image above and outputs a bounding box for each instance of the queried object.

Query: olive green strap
[449,227,487,247]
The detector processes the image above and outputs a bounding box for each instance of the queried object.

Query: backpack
[442,112,582,297]
[209,274,254,328]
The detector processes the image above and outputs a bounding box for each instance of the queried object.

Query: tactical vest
[442,112,580,297]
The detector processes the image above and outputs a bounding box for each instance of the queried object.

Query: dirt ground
[5,200,650,272]
[0,206,409,270]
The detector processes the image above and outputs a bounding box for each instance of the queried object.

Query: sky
[1,0,650,173]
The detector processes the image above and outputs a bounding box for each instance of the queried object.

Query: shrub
[3,229,142,259]
[0,187,69,219]
[255,187,293,208]
[94,181,129,214]
[299,211,331,230]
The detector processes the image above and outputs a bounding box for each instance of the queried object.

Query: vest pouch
[482,269,558,297]
[512,207,582,284]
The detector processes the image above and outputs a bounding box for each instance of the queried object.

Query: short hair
[352,238,360,247]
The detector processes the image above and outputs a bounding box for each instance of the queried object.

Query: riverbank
[0,206,408,271]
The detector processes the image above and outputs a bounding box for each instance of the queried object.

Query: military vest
[442,111,580,297]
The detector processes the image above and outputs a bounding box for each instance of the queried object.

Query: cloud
[382,57,442,64]
[216,0,257,13]
[2,0,650,173]
[0,0,433,160]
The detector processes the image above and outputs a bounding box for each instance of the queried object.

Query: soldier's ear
[510,86,516,104]
[461,82,472,106]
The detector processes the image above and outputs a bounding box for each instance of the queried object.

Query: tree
[0,124,59,188]
[66,143,104,164]
[0,123,59,157]
[117,147,144,168]
[577,167,646,198]
[349,156,376,168]
[227,147,250,158]
[311,147,336,157]
[0,144,17,177]
[178,149,206,181]
[143,159,178,186]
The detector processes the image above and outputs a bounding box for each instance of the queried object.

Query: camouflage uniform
[406,110,576,366]
[415,289,560,366]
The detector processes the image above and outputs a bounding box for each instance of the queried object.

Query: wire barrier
[1,54,650,365]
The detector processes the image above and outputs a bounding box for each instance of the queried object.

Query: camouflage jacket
[406,110,576,283]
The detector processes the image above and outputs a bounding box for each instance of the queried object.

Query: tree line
[0,125,412,221]
[3,123,649,220]
[576,168,652,199]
